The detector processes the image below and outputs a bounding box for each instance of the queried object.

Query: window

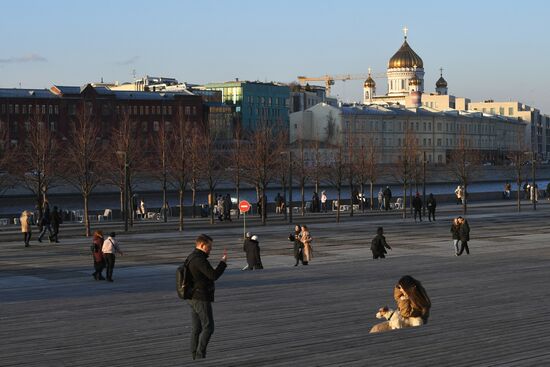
[162,106,166,115]
[428,122,431,131]
[50,121,56,131]
[508,107,513,115]
[134,106,138,115]
[49,105,53,115]
[185,106,190,115]
[437,138,441,146]
[438,155,443,163]
[22,105,27,114]
[423,122,426,131]
[499,107,504,115]
[42,105,46,114]
[437,122,442,131]
[192,106,197,115]
[15,105,19,114]
[423,138,426,146]
[153,121,159,131]
[140,106,144,115]
[142,121,148,132]
[168,106,172,115]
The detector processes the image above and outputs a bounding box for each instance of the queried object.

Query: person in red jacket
[91,230,105,280]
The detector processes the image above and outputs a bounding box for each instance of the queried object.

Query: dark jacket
[383,188,392,200]
[41,206,51,225]
[427,196,436,210]
[450,223,460,240]
[187,249,227,302]
[459,220,470,242]
[412,196,422,210]
[51,209,62,228]
[243,238,263,269]
[290,231,303,258]
[371,234,391,255]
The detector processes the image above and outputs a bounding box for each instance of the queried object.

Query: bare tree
[325,143,345,223]
[448,126,482,214]
[355,135,378,212]
[62,104,104,236]
[0,122,14,197]
[344,126,356,216]
[310,138,324,194]
[507,129,528,212]
[168,115,190,231]
[229,124,245,219]
[295,136,308,216]
[188,126,202,218]
[107,111,143,225]
[148,119,172,223]
[15,111,58,217]
[242,123,284,225]
[200,126,222,224]
[392,125,418,219]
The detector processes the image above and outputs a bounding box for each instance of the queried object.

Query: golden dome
[364,75,376,87]
[388,39,423,69]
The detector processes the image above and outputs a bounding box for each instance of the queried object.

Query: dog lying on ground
[369,306,423,333]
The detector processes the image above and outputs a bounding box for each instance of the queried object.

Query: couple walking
[290,224,313,266]
[450,216,470,256]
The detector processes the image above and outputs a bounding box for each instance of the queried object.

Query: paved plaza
[1,201,550,366]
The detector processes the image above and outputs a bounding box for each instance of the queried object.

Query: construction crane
[297,71,385,96]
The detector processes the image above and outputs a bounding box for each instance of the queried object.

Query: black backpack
[176,256,194,300]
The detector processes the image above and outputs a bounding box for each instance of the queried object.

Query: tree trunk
[191,184,196,218]
[336,189,341,223]
[236,176,240,219]
[209,187,214,225]
[350,181,354,217]
[315,179,319,194]
[84,194,90,237]
[369,181,374,210]
[517,180,521,213]
[179,188,184,231]
[162,174,167,223]
[463,183,468,214]
[402,183,407,219]
[301,180,305,216]
[120,188,124,219]
[261,186,267,225]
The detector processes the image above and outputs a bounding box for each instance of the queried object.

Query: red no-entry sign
[239,200,251,213]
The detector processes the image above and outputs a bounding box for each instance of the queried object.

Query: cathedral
[363,28,448,106]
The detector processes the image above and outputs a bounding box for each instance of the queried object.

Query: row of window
[114,104,177,116]
[344,119,497,135]
[1,104,59,115]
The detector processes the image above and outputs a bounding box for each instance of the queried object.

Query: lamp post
[532,151,537,211]
[117,151,129,232]
[281,150,293,224]
[422,151,427,217]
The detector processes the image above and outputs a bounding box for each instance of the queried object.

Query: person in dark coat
[383,186,392,211]
[223,194,232,221]
[37,202,53,243]
[412,193,423,222]
[243,234,263,270]
[185,234,227,360]
[457,217,470,256]
[289,224,305,266]
[371,227,392,259]
[91,230,105,280]
[50,206,62,243]
[426,193,436,222]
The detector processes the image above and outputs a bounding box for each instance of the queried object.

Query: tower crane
[297,72,385,96]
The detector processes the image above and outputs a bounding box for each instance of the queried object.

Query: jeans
[188,299,215,359]
[23,232,32,246]
[428,209,435,221]
[104,253,116,280]
[453,240,460,254]
[414,209,422,221]
[38,224,52,241]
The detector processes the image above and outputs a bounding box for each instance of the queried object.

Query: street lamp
[524,151,537,211]
[116,150,129,231]
[422,151,427,217]
[280,150,293,224]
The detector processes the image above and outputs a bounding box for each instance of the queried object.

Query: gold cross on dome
[368,67,372,75]
[440,67,444,76]
[403,26,408,39]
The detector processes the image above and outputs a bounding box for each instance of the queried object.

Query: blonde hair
[93,230,104,239]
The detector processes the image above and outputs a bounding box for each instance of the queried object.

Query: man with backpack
[179,234,227,360]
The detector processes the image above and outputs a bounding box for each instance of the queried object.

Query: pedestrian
[37,202,53,243]
[289,224,304,266]
[412,192,422,222]
[101,232,123,282]
[503,182,511,199]
[457,216,470,256]
[300,225,313,264]
[426,193,436,222]
[20,210,32,247]
[383,186,392,211]
[224,194,232,221]
[140,199,146,219]
[378,188,384,210]
[371,226,392,259]
[91,230,106,280]
[185,234,227,360]
[274,193,283,214]
[313,192,320,212]
[50,206,62,243]
[243,234,263,270]
[454,185,463,205]
[394,275,431,325]
[217,195,225,222]
[450,217,461,255]
[321,191,328,212]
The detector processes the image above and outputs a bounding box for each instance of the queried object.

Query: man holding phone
[185,234,227,360]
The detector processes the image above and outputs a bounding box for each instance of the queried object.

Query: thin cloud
[0,53,47,63]
[116,56,140,65]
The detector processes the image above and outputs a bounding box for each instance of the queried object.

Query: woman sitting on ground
[394,275,431,325]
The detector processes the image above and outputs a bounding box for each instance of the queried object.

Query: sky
[1,0,550,112]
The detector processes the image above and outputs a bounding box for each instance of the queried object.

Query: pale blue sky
[1,0,549,111]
